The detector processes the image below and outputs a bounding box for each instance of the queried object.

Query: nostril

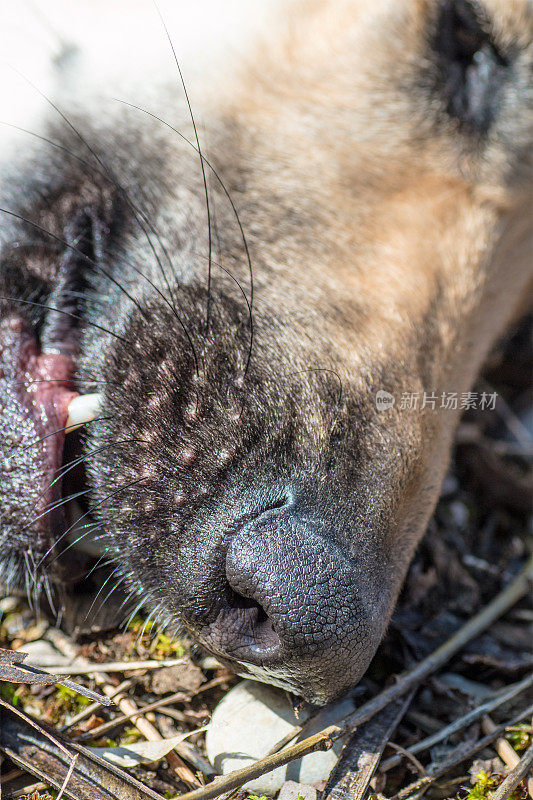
[223,587,282,656]
[201,584,282,662]
[199,492,294,664]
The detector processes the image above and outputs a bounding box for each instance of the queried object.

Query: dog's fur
[0,0,531,703]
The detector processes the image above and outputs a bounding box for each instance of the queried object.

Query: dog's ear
[431,0,511,132]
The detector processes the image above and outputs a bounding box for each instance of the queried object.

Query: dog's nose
[200,507,375,696]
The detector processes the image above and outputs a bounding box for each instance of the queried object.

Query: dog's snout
[199,505,381,701]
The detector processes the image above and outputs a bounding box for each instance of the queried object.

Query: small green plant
[121,726,144,744]
[465,770,522,800]
[0,681,19,705]
[55,684,91,710]
[126,616,186,657]
[41,684,92,724]
[506,723,532,754]
[465,771,497,800]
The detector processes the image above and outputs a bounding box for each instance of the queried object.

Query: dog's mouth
[0,313,102,573]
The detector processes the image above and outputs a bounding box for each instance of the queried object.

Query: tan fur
[211,0,532,568]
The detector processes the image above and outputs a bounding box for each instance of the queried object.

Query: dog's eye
[432,0,510,133]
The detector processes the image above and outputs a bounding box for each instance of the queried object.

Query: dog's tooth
[66,393,103,431]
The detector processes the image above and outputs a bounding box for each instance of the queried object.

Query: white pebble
[206,680,355,795]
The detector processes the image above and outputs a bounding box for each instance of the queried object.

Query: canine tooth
[66,393,103,431]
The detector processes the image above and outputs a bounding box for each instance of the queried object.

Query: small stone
[200,656,223,671]
[16,639,69,669]
[278,781,317,800]
[151,661,204,694]
[206,680,354,794]
[0,597,19,614]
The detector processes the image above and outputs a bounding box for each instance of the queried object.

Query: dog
[0,0,531,704]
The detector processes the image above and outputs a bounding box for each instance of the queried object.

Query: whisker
[19,487,93,535]
[13,416,111,455]
[116,100,255,375]
[122,596,149,632]
[16,438,142,535]
[42,569,57,617]
[2,77,182,311]
[0,209,200,374]
[154,5,214,333]
[0,294,129,344]
[12,377,108,388]
[36,478,144,568]
[82,564,122,624]
[84,549,118,580]
[0,207,149,322]
[23,550,38,611]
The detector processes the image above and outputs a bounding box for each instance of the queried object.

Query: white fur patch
[0,0,283,165]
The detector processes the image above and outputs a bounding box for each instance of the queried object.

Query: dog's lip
[2,318,79,551]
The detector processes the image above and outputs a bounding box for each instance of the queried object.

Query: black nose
[199,507,383,702]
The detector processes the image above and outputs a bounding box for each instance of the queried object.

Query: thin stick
[75,691,192,742]
[46,628,200,788]
[75,676,229,742]
[56,753,78,800]
[490,744,533,800]
[45,657,184,675]
[390,704,533,800]
[171,555,533,800]
[324,691,415,800]
[481,715,520,770]
[380,672,533,772]
[59,680,134,732]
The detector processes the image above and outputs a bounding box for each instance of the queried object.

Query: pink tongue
[0,316,78,559]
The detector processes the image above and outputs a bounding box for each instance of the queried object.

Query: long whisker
[0,209,199,374]
[12,378,108,389]
[0,207,148,321]
[21,487,92,533]
[36,478,144,568]
[3,75,182,310]
[12,416,110,455]
[18,438,144,534]
[122,597,148,632]
[0,295,129,344]
[83,564,124,624]
[196,253,253,401]
[154,5,214,333]
[116,100,255,376]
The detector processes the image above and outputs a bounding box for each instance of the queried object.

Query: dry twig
[380,672,533,772]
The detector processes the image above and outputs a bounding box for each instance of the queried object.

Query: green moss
[24,683,93,725]
[465,770,523,800]
[243,795,270,800]
[127,615,186,657]
[465,771,498,800]
[85,736,118,748]
[55,684,91,711]
[0,682,19,704]
[506,723,532,754]
[150,631,186,658]
[121,727,144,744]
